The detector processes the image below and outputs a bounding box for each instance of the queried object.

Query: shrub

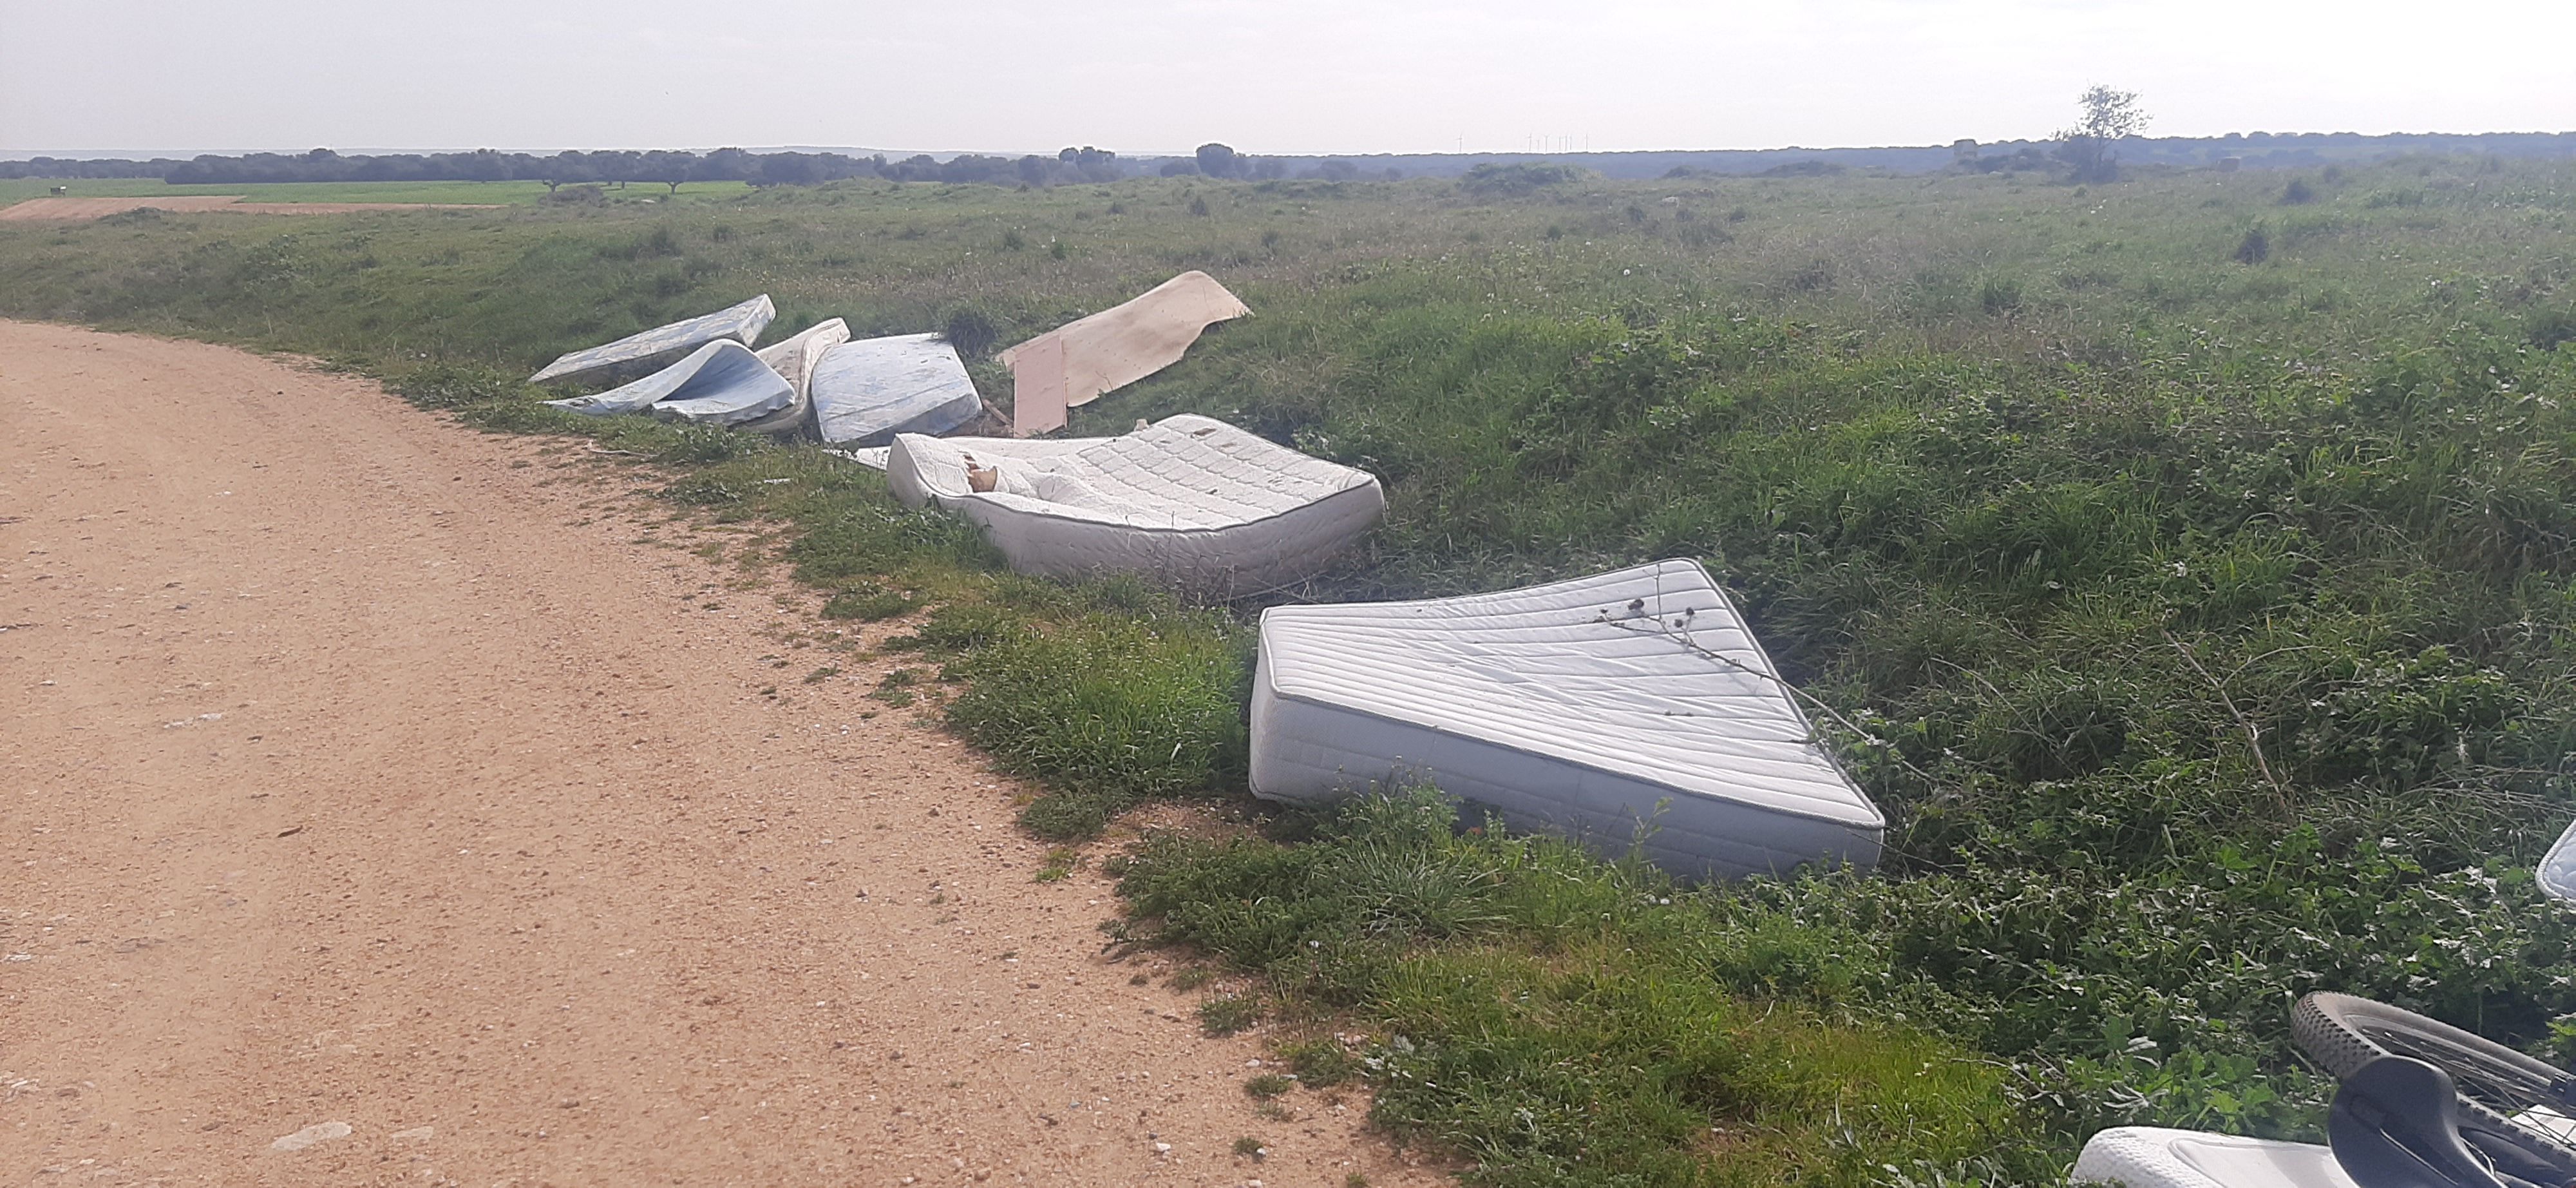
[820,583,917,620]
[940,306,1001,358]
[1199,994,1261,1035]
[1976,276,2024,314]
[2234,225,2271,263]
[1458,162,1583,197]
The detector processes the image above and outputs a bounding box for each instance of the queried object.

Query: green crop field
[0,177,755,206]
[5,158,2574,1187]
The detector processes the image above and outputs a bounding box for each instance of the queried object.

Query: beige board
[997,271,1249,436]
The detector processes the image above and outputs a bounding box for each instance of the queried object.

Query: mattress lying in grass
[736,318,850,437]
[1250,559,1882,879]
[529,294,775,387]
[2072,1127,2356,1188]
[2544,816,2576,902]
[811,332,983,445]
[885,414,1382,595]
[542,339,793,426]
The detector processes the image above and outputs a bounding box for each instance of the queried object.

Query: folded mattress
[737,317,851,437]
[811,332,984,445]
[885,414,1382,596]
[542,339,793,425]
[530,294,775,387]
[1250,559,1882,879]
[2071,1128,2355,1188]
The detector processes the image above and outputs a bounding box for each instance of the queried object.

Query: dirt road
[0,321,1431,1187]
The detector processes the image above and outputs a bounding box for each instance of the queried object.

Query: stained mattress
[529,294,775,387]
[542,339,793,426]
[2071,1128,2355,1188]
[884,414,1382,595]
[1249,559,1882,879]
[811,332,984,445]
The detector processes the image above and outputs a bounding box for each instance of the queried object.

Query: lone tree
[1194,142,1238,179]
[2055,86,2148,183]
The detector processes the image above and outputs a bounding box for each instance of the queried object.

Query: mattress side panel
[1250,694,1880,879]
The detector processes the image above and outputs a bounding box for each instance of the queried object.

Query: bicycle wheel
[2295,992,2576,1182]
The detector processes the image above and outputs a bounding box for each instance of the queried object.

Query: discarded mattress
[2543,816,2576,903]
[529,294,775,387]
[542,339,793,426]
[997,271,1250,435]
[885,414,1381,595]
[1249,559,1883,879]
[2071,1127,2356,1188]
[811,332,983,445]
[737,318,851,437]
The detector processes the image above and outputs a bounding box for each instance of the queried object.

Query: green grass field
[0,177,756,206]
[5,157,2575,1186]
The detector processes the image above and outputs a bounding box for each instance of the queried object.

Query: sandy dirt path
[0,321,1434,1188]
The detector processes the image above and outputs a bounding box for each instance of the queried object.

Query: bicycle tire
[2295,992,2576,1181]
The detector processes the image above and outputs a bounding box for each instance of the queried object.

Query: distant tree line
[0,156,184,180]
[0,144,1387,189]
[14,128,2565,189]
[0,142,1412,187]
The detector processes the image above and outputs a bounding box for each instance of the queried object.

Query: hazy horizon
[6,0,2573,158]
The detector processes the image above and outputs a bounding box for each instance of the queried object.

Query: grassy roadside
[7,159,2576,1185]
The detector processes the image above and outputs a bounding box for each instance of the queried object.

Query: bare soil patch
[0,320,1434,1187]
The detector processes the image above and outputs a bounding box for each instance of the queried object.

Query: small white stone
[270,1121,352,1151]
[390,1126,435,1141]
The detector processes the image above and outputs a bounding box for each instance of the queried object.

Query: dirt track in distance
[0,321,1435,1187]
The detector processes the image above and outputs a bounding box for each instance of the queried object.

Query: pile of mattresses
[1247,559,1884,879]
[529,296,982,444]
[526,270,1251,445]
[885,414,1384,597]
[2070,1127,2356,1188]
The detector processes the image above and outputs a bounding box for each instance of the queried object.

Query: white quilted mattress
[2544,817,2576,902]
[2070,1128,2354,1188]
[737,318,851,437]
[529,294,775,387]
[1250,559,1882,879]
[542,339,792,426]
[884,414,1383,596]
[810,332,984,445]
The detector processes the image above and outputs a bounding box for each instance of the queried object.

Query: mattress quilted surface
[529,294,775,385]
[2070,1127,2354,1188]
[1260,559,1880,827]
[902,414,1375,530]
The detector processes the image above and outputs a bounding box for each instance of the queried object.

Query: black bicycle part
[2295,992,2576,1184]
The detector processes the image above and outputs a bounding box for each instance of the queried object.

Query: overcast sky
[3,0,2571,157]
